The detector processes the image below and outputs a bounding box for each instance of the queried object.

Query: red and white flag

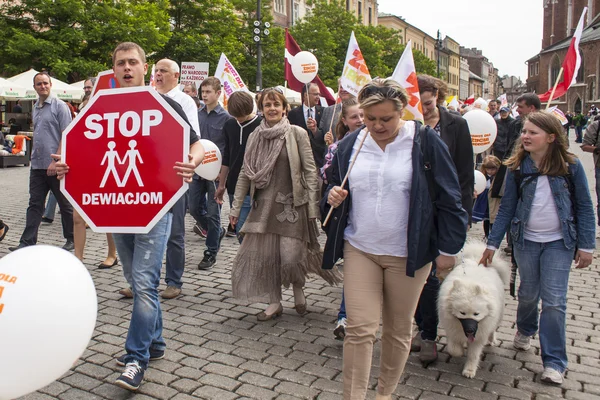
[539,7,587,102]
[464,94,475,105]
[285,29,336,106]
[391,41,423,123]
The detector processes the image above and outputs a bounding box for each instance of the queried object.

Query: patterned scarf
[243,116,288,189]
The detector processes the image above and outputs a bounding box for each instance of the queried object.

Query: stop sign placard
[61,86,190,233]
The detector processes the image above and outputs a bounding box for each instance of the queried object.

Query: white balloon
[463,109,498,154]
[0,246,97,400]
[473,97,488,110]
[195,139,222,181]
[291,51,319,84]
[474,170,487,195]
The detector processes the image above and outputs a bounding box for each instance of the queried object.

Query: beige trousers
[342,242,431,399]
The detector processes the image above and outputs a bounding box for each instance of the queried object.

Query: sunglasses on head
[360,85,400,100]
[262,87,284,94]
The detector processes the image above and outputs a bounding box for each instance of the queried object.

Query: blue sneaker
[115,360,144,391]
[116,349,164,366]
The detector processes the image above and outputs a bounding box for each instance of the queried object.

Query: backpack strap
[513,168,540,199]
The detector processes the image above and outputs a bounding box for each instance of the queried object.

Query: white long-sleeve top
[344,122,415,257]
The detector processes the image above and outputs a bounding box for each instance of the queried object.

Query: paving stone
[169,378,203,394]
[193,385,239,400]
[137,382,179,400]
[275,381,320,399]
[565,391,600,400]
[57,388,104,400]
[199,373,242,391]
[405,376,451,395]
[235,383,279,399]
[37,381,71,397]
[484,383,530,400]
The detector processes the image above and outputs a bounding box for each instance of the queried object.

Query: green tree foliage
[0,0,171,82]
[0,0,437,88]
[290,0,436,87]
[229,0,285,90]
[155,0,240,71]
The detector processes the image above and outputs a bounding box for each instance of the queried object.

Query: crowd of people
[0,40,597,398]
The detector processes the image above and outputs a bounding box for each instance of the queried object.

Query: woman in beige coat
[230,88,339,320]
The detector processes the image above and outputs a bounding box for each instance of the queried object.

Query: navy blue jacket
[320,123,468,277]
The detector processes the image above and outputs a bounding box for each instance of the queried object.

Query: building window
[535,62,539,75]
[550,55,561,85]
[357,1,362,19]
[274,0,285,14]
[589,78,596,101]
[346,0,350,11]
[293,2,299,23]
[368,7,372,25]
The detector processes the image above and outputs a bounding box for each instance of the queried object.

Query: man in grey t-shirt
[9,72,74,251]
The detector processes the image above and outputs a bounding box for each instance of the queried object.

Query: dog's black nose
[460,318,478,336]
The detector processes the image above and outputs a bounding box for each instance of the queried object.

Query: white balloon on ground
[0,246,97,400]
[474,170,487,195]
[464,109,498,154]
[195,139,222,181]
[291,51,319,84]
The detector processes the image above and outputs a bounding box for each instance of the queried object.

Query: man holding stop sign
[54,42,204,391]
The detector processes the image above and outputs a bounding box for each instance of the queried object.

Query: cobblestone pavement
[2,131,600,400]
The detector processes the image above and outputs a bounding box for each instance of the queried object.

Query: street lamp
[254,0,270,92]
[436,30,442,79]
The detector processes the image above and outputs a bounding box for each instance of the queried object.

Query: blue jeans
[228,194,251,244]
[576,126,583,142]
[595,167,600,226]
[190,178,222,254]
[165,196,186,288]
[188,175,208,230]
[514,239,575,373]
[338,288,346,320]
[114,213,172,369]
[43,191,57,220]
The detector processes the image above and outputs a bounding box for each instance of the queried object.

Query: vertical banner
[213,53,250,99]
[340,31,372,97]
[180,62,209,91]
[391,41,424,123]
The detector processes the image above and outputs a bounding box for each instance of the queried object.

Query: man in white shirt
[154,58,201,299]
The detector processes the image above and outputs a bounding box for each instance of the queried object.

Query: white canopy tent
[7,69,84,101]
[70,80,85,89]
[0,78,27,100]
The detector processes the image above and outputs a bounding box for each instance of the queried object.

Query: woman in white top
[481,111,595,385]
[322,79,468,400]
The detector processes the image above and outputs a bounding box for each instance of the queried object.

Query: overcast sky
[377,1,543,80]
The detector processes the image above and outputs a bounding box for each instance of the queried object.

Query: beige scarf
[243,116,289,189]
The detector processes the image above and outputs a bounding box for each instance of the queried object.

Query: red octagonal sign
[61,87,189,233]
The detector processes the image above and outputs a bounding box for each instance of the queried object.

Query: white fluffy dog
[438,240,510,378]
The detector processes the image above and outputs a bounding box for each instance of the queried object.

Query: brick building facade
[527,1,600,112]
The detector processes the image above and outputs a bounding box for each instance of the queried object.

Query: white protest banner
[391,41,423,123]
[340,31,371,97]
[214,53,250,99]
[180,62,209,91]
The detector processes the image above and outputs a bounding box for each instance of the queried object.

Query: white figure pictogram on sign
[99,140,144,188]
[121,140,144,187]
[100,141,124,188]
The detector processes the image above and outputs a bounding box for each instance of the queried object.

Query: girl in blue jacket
[481,111,595,385]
